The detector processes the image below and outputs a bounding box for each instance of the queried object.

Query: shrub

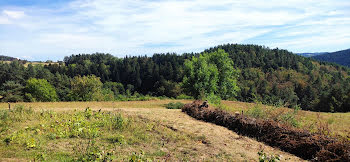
[246,104,266,119]
[176,94,193,100]
[25,78,58,102]
[165,102,184,109]
[205,93,221,106]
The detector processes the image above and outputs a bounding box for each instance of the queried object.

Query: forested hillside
[1,44,349,112]
[0,55,18,61]
[312,49,350,67]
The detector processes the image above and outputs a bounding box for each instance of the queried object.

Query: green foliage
[182,49,239,100]
[76,140,115,162]
[70,75,103,101]
[129,151,148,162]
[2,44,350,112]
[25,78,58,102]
[107,134,126,144]
[205,93,222,106]
[0,81,24,102]
[278,106,300,127]
[176,94,193,100]
[155,79,182,98]
[103,81,125,96]
[246,104,266,119]
[165,102,184,109]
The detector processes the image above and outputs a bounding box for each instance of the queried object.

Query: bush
[246,104,266,119]
[205,93,221,106]
[165,102,184,109]
[25,78,58,102]
[176,94,193,100]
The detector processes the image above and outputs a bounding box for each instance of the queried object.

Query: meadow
[0,100,305,161]
[1,99,349,161]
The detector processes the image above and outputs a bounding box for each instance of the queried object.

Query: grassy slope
[221,101,350,138]
[0,100,303,161]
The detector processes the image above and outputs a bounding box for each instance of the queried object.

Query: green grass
[165,102,185,109]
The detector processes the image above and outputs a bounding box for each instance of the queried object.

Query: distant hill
[0,55,17,61]
[296,52,327,57]
[312,49,350,67]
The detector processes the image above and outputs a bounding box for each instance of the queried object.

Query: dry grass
[221,100,350,138]
[0,100,192,111]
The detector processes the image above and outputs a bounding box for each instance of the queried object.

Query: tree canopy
[25,78,58,102]
[0,44,350,112]
[182,49,239,100]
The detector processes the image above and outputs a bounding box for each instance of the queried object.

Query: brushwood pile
[182,100,350,161]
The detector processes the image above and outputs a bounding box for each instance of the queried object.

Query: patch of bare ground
[118,108,304,161]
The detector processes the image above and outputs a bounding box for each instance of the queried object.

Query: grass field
[1,99,349,161]
[0,100,304,161]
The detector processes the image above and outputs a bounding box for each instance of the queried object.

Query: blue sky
[0,0,349,61]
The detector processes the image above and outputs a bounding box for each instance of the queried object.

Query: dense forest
[312,49,350,67]
[1,44,350,112]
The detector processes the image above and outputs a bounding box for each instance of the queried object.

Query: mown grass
[220,100,350,139]
[0,100,192,111]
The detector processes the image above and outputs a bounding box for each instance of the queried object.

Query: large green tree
[69,75,103,101]
[0,81,24,102]
[182,49,239,100]
[25,78,58,102]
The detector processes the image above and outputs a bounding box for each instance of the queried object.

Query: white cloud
[3,10,25,19]
[0,16,10,24]
[0,0,349,60]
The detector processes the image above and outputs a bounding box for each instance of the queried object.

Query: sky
[0,0,349,61]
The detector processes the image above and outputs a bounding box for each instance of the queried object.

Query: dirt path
[117,108,304,161]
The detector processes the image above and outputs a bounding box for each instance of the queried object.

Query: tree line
[1,44,349,112]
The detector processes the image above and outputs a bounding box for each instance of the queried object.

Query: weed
[77,139,114,162]
[111,114,127,130]
[278,111,300,127]
[107,134,125,145]
[25,138,36,149]
[258,150,280,162]
[129,150,150,162]
[35,153,47,161]
[246,104,266,119]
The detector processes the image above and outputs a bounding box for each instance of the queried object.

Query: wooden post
[8,102,10,110]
